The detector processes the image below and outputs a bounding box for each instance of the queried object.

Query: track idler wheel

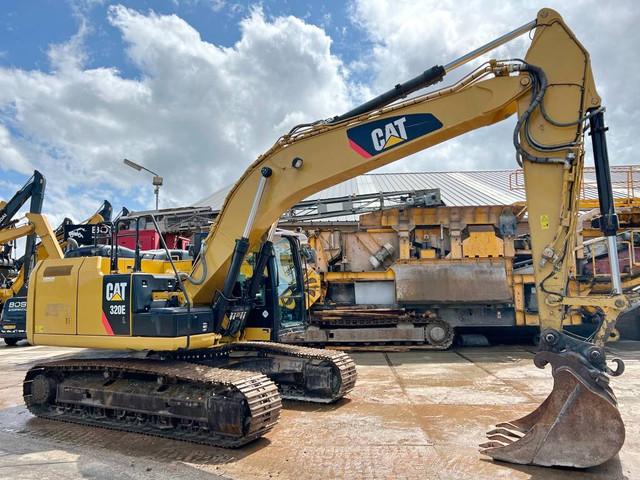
[480,330,625,468]
[424,319,454,349]
[29,373,57,405]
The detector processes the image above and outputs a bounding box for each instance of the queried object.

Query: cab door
[272,236,307,339]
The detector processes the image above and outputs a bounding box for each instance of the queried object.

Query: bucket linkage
[480,329,625,468]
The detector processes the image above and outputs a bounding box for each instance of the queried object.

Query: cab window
[273,238,304,327]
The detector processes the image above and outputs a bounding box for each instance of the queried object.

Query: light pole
[123,159,163,210]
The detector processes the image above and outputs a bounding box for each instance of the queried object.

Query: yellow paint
[325,270,395,282]
[513,282,526,326]
[304,266,322,308]
[31,258,80,335]
[462,228,504,258]
[383,135,404,149]
[243,327,271,341]
[419,248,437,259]
[32,332,217,350]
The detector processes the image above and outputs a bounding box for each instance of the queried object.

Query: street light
[123,158,163,210]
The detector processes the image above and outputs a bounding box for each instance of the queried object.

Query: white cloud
[0,5,352,224]
[47,17,89,72]
[0,124,31,173]
[209,0,225,12]
[351,0,640,173]
[1,1,639,226]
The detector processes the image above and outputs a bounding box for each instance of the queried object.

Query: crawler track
[302,321,455,350]
[23,358,281,448]
[168,342,358,403]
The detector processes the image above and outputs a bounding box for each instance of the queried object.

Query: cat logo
[105,281,127,302]
[347,113,443,158]
[371,117,408,152]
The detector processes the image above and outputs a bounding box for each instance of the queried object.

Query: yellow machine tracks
[168,342,358,403]
[231,342,358,402]
[23,358,281,447]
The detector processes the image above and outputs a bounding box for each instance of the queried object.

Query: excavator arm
[185,72,525,303]
[0,213,64,302]
[0,171,46,286]
[0,171,45,230]
[53,200,113,240]
[182,8,628,467]
[0,214,61,256]
[185,9,615,328]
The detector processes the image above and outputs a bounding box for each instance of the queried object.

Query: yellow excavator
[22,8,632,467]
[0,171,49,302]
[0,171,113,345]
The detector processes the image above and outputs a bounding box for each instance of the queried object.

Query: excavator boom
[0,171,46,289]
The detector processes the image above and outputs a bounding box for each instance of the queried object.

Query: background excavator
[0,171,47,303]
[20,8,632,468]
[0,171,61,346]
[0,171,113,345]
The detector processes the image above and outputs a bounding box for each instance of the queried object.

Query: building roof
[195,169,527,211]
[193,166,640,222]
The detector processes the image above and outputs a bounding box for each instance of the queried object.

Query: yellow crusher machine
[300,189,640,347]
[21,8,634,468]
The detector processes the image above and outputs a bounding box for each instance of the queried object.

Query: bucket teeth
[485,427,524,440]
[485,433,519,445]
[493,422,527,434]
[479,440,509,449]
[480,350,625,468]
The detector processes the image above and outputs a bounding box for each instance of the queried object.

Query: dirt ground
[0,341,638,480]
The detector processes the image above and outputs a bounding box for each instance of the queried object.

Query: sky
[0,0,639,226]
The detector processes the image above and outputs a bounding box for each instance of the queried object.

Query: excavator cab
[241,233,308,342]
[271,234,308,333]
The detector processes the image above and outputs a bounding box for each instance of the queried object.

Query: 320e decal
[102,275,130,335]
[347,113,443,158]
